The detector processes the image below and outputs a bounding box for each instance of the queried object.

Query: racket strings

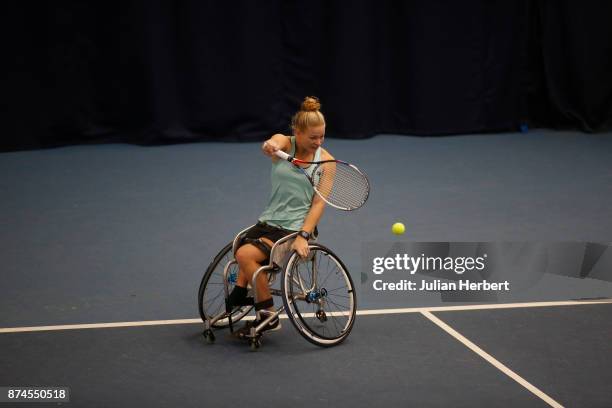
[314,162,369,210]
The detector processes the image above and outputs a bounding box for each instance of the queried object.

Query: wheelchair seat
[231,224,319,272]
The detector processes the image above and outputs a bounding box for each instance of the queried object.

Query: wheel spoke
[199,243,251,328]
[283,246,356,345]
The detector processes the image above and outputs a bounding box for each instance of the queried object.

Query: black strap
[255,298,274,311]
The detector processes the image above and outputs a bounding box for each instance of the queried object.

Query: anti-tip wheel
[249,337,261,351]
[203,329,215,344]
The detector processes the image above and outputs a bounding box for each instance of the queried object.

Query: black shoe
[232,320,256,338]
[234,311,281,337]
[254,311,281,333]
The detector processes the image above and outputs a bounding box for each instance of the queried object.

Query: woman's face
[296,125,325,154]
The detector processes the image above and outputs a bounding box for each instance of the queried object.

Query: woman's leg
[234,238,275,310]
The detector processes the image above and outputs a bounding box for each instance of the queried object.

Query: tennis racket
[274,150,370,211]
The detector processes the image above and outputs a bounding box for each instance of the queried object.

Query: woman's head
[292,96,326,153]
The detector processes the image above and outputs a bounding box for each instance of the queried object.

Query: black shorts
[237,221,296,262]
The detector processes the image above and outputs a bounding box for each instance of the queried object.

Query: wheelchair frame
[199,224,357,350]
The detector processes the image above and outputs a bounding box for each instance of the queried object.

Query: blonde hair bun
[301,96,321,112]
[291,96,325,132]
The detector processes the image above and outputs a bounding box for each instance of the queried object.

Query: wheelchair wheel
[281,244,357,347]
[198,242,252,328]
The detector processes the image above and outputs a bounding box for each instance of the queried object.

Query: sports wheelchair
[198,224,357,350]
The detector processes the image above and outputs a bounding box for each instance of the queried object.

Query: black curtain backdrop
[3,1,612,152]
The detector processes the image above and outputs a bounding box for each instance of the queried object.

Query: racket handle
[274,150,291,161]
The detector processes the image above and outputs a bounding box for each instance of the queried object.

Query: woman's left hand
[292,236,310,258]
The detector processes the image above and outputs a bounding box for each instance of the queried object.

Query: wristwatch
[298,230,311,240]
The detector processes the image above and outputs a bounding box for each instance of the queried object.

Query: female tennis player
[226,96,332,333]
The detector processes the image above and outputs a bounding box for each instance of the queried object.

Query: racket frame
[274,150,369,211]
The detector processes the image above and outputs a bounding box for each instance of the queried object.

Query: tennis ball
[391,222,405,235]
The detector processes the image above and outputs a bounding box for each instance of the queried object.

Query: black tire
[198,242,252,328]
[281,244,357,347]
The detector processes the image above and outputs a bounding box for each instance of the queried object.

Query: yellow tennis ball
[391,222,405,235]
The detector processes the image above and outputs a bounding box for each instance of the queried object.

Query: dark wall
[3,1,612,152]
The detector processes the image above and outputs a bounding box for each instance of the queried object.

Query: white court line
[1,298,610,334]
[356,298,612,316]
[421,311,564,408]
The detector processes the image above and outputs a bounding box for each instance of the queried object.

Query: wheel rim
[200,244,252,327]
[284,246,356,344]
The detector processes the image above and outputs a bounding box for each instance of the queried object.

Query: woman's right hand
[262,140,280,157]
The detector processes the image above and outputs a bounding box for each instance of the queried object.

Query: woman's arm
[292,194,325,258]
[292,148,333,257]
[262,133,291,159]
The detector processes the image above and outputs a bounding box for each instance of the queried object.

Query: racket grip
[274,150,291,161]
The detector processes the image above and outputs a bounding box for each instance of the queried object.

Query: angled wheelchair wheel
[198,242,252,328]
[281,244,357,347]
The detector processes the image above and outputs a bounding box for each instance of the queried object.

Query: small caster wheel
[203,329,215,344]
[249,337,261,351]
[316,310,327,322]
